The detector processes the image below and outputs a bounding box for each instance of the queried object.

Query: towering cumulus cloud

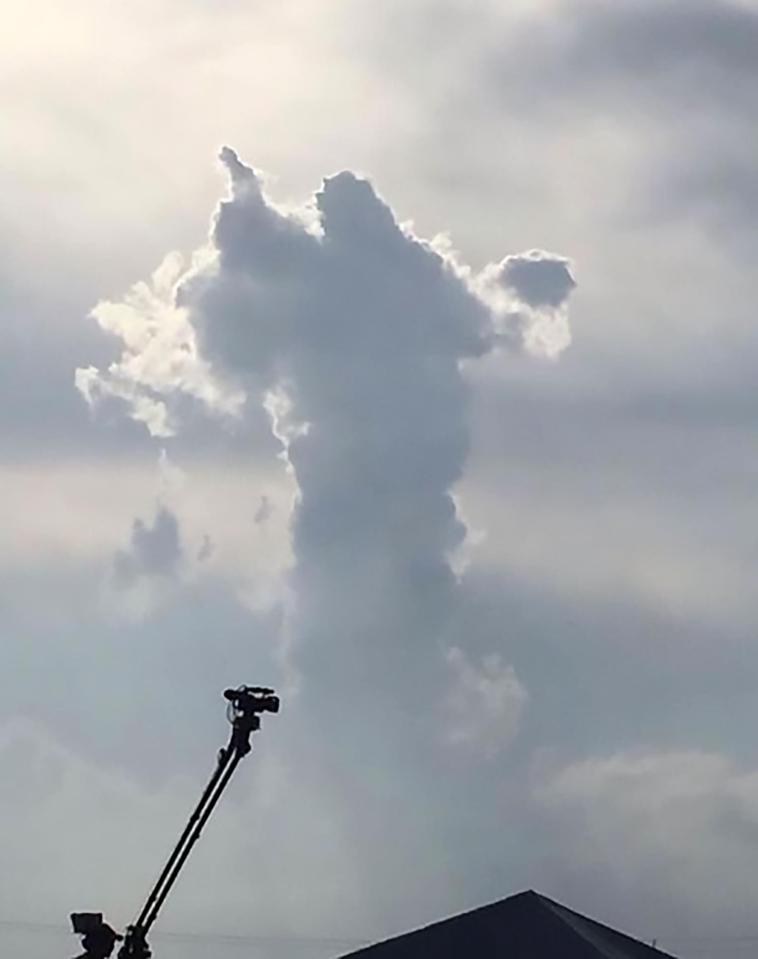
[77,150,575,766]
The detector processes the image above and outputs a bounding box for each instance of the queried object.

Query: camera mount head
[224,685,279,754]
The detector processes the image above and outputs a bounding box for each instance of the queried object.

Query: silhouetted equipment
[70,914,123,958]
[70,685,279,959]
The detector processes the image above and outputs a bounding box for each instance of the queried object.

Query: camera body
[71,913,106,935]
[224,686,280,716]
[224,686,280,754]
[70,913,123,958]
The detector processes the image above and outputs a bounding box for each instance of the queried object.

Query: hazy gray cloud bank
[8,2,758,955]
[524,0,758,92]
[78,149,575,770]
[495,0,758,239]
[533,746,758,947]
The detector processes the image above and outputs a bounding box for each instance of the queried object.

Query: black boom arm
[71,685,279,959]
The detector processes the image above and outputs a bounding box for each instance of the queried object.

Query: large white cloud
[76,149,576,769]
[62,153,580,944]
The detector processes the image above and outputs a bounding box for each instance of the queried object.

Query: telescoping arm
[70,685,279,959]
[118,686,279,959]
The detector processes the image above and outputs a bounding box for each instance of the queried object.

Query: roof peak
[339,888,677,959]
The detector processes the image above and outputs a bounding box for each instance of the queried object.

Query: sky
[4,1,758,957]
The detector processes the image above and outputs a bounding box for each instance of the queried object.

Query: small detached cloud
[112,505,183,589]
[499,250,577,309]
[474,248,576,359]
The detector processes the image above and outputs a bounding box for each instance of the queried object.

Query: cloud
[549,0,758,96]
[0,717,367,954]
[72,149,579,926]
[78,149,576,437]
[113,505,183,587]
[78,149,576,745]
[76,251,245,438]
[533,747,758,943]
[490,0,758,123]
[445,646,528,756]
[254,494,273,526]
[488,250,576,359]
[499,250,576,310]
[106,502,190,622]
[489,0,758,241]
[12,3,758,950]
[196,532,214,562]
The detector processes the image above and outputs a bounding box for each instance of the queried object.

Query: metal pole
[135,733,236,931]
[141,746,244,933]
[111,686,278,959]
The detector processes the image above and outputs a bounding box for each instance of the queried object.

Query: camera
[70,685,279,959]
[224,686,280,715]
[71,914,107,935]
[71,913,123,958]
[224,687,279,753]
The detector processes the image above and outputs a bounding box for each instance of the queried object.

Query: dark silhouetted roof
[340,890,677,959]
